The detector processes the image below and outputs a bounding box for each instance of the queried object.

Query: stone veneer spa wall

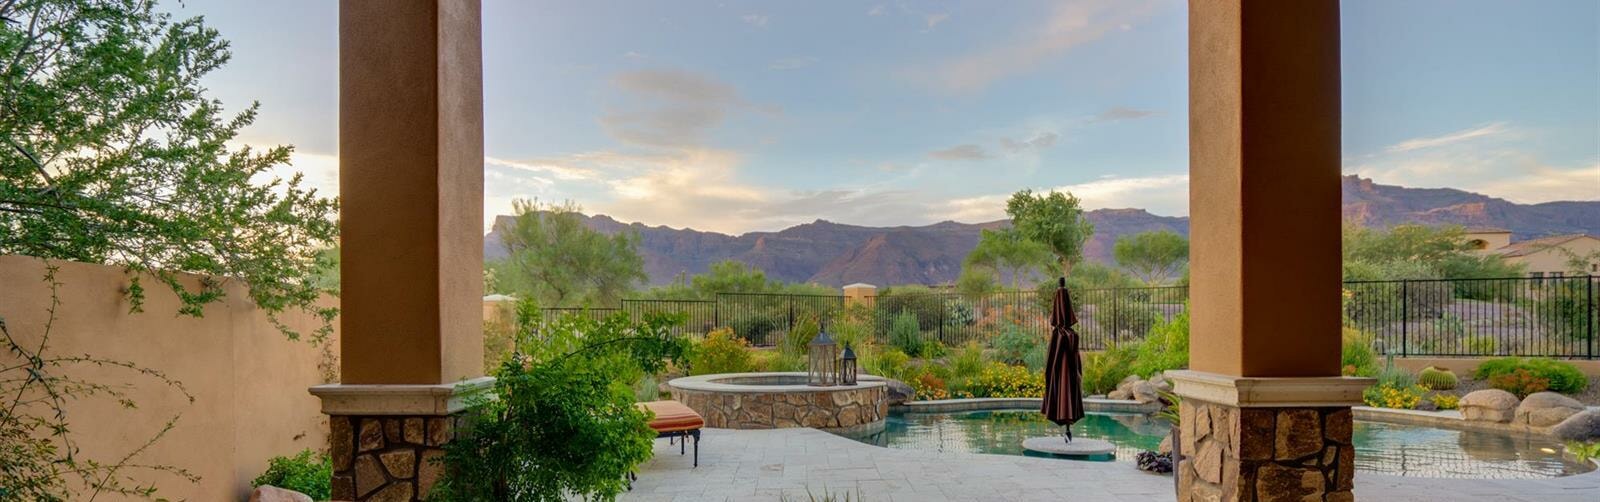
[668,373,889,431]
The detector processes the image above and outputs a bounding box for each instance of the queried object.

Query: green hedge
[1473,357,1588,394]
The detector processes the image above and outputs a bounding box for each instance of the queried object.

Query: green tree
[1341,223,1523,281]
[1112,230,1189,285]
[955,266,999,301]
[489,199,646,307]
[0,0,339,335]
[691,260,775,296]
[1005,190,1095,276]
[964,228,1054,289]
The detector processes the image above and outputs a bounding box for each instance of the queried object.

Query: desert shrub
[1465,335,1498,355]
[988,320,1041,366]
[1106,301,1162,339]
[689,327,755,375]
[1130,306,1189,378]
[1362,383,1425,409]
[911,372,949,401]
[968,362,1046,398]
[1429,393,1460,411]
[782,314,821,355]
[1473,357,1587,394]
[864,348,912,381]
[1375,365,1416,389]
[946,299,977,327]
[756,349,806,372]
[877,286,947,331]
[1341,328,1379,377]
[886,310,926,357]
[252,449,331,500]
[732,313,783,345]
[950,341,987,381]
[1489,369,1550,398]
[1082,342,1137,395]
[1418,367,1458,390]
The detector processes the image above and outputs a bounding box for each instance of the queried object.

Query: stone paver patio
[621,427,1600,502]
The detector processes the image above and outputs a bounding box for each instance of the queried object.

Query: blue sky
[182,0,1597,234]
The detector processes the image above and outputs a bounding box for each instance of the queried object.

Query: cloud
[768,56,818,71]
[924,13,950,30]
[1092,106,1156,122]
[1386,122,1509,153]
[623,51,648,59]
[741,14,769,28]
[928,144,991,161]
[915,0,1162,93]
[599,69,774,148]
[942,173,1191,221]
[999,132,1060,154]
[867,5,886,16]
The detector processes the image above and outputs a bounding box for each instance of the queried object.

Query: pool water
[833,410,1596,479]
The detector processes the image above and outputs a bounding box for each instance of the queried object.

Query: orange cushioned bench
[638,400,703,467]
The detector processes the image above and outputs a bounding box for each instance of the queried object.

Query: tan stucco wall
[0,256,337,501]
[1507,236,1600,276]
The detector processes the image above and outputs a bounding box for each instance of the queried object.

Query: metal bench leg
[679,431,686,455]
[692,429,701,467]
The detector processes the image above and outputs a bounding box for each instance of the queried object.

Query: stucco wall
[1508,236,1600,275]
[0,256,337,501]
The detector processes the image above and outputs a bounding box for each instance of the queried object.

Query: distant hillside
[484,176,1600,287]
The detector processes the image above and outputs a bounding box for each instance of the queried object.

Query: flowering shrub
[1429,393,1460,411]
[911,372,949,401]
[1362,383,1425,409]
[1488,368,1550,398]
[969,363,1045,398]
[1476,357,1586,394]
[688,327,754,375]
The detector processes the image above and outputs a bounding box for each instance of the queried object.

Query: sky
[179,0,1598,235]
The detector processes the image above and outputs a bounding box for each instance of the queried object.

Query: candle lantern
[839,342,858,386]
[807,328,838,386]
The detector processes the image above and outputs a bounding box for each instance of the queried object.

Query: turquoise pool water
[833,410,1596,479]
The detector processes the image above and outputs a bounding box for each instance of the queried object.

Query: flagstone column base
[311,378,493,501]
[1166,371,1372,502]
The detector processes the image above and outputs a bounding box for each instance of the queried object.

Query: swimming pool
[832,409,1596,479]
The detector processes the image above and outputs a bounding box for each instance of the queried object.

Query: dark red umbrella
[1042,277,1085,442]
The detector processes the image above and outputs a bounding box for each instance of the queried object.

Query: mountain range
[484,175,1600,287]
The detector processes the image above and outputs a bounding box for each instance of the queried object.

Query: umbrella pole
[1062,425,1073,444]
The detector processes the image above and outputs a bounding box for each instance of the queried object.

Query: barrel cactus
[1418,366,1458,391]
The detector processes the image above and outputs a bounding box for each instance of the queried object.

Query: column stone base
[1166,371,1371,502]
[312,378,493,502]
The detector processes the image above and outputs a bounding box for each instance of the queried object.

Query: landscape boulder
[1150,373,1172,393]
[1514,392,1586,428]
[1158,433,1173,455]
[1130,381,1161,404]
[1552,409,1600,443]
[1459,389,1519,423]
[884,379,915,406]
[1108,389,1131,401]
[248,486,312,502]
[1116,375,1142,395]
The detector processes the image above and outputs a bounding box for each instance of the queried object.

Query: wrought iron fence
[533,275,1597,359]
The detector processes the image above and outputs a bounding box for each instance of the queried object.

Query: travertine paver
[621,427,1600,502]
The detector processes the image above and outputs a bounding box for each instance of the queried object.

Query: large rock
[1514,392,1586,427]
[883,379,914,405]
[1150,373,1172,393]
[1460,389,1519,423]
[1108,389,1132,401]
[1117,375,1142,394]
[248,486,312,502]
[1130,381,1161,404]
[1553,409,1600,443]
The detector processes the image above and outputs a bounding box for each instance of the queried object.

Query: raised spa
[667,372,889,433]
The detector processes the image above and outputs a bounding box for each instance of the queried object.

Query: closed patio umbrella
[1042,277,1085,442]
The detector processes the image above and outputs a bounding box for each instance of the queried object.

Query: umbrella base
[1022,437,1115,457]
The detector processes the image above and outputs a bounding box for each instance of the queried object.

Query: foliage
[1429,393,1460,411]
[489,199,647,307]
[1362,383,1425,409]
[1005,189,1096,276]
[1464,335,1498,356]
[1341,329,1379,377]
[251,449,332,501]
[1129,306,1189,378]
[1342,223,1524,282]
[688,327,755,376]
[885,309,926,358]
[1113,231,1189,285]
[1082,342,1136,395]
[988,320,1042,367]
[641,260,836,300]
[0,0,340,340]
[1488,369,1550,399]
[783,314,821,356]
[1417,367,1458,391]
[1566,441,1600,463]
[862,348,912,382]
[955,267,1000,301]
[1473,357,1587,394]
[430,310,690,502]
[968,362,1045,398]
[1,264,197,501]
[1064,261,1143,293]
[964,228,1054,289]
[911,372,949,401]
[1156,390,1181,425]
[758,349,806,372]
[949,341,987,382]
[1374,365,1416,389]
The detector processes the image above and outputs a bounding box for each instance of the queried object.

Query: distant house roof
[1464,227,1510,234]
[1497,234,1600,258]
[842,283,878,289]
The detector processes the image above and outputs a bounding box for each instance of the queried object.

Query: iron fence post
[1400,280,1409,358]
[1588,275,1595,360]
[1112,288,1121,345]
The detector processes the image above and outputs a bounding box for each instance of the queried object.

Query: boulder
[1150,373,1173,393]
[1459,389,1519,423]
[1130,381,1161,404]
[1552,409,1600,443]
[248,486,312,502]
[1514,392,1586,427]
[1158,433,1173,455]
[1108,389,1132,401]
[1117,375,1142,394]
[883,379,915,405]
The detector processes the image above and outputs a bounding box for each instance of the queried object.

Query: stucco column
[1170,1,1371,501]
[311,2,489,501]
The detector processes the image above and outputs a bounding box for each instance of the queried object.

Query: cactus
[1418,366,1458,391]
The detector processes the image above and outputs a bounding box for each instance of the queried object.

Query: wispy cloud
[768,56,818,71]
[1092,106,1156,123]
[943,173,1191,221]
[999,132,1060,154]
[866,5,887,16]
[914,0,1162,93]
[1387,122,1509,153]
[599,69,776,148]
[928,144,991,161]
[741,14,769,28]
[924,13,950,30]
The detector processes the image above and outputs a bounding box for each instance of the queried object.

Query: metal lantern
[839,342,858,386]
[807,328,838,386]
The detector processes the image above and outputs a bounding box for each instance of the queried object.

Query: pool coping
[894,397,1163,414]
